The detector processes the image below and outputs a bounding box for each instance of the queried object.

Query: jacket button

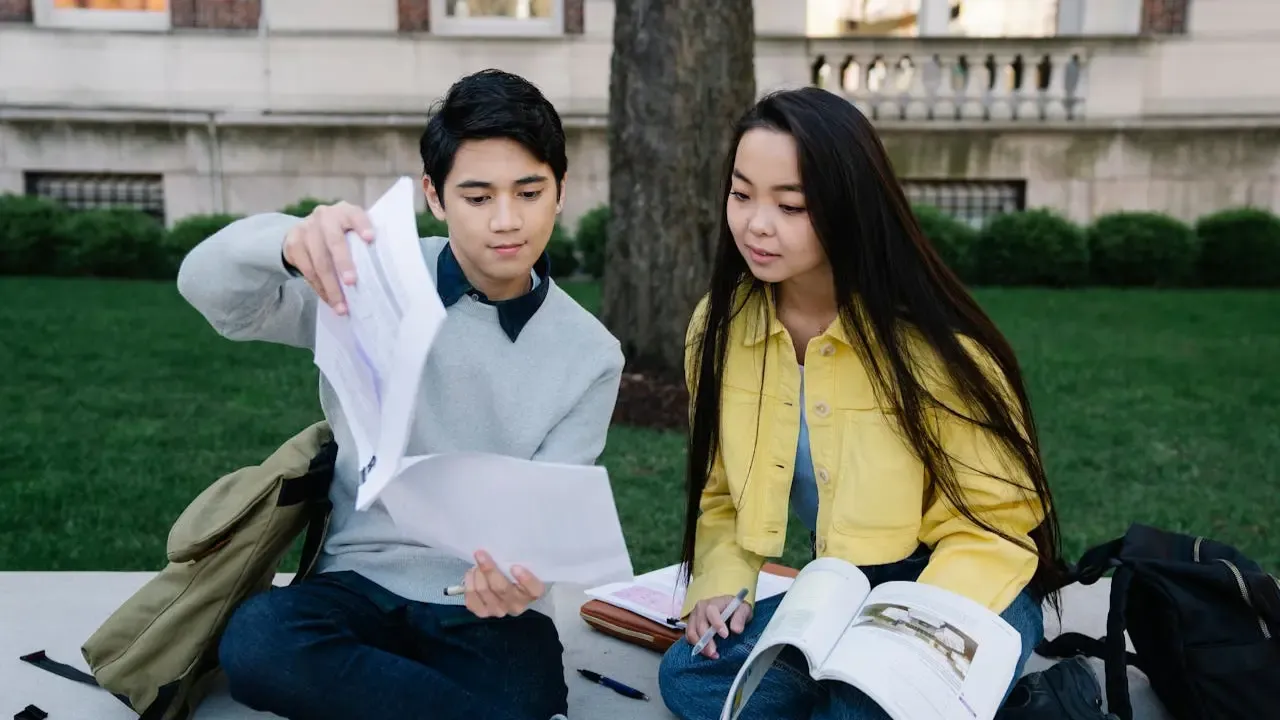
[813,401,830,417]
[820,343,835,356]
[817,468,830,484]
[816,538,827,554]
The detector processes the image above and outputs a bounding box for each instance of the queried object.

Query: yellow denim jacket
[680,288,1045,617]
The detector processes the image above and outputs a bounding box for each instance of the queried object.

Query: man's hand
[464,550,546,619]
[282,201,375,315]
[685,595,753,659]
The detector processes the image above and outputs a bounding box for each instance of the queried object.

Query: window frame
[428,0,564,37]
[32,0,172,32]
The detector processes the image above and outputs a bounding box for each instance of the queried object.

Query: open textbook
[585,563,796,629]
[310,177,634,587]
[722,558,1022,720]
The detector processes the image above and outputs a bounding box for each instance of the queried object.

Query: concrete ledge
[0,572,1172,719]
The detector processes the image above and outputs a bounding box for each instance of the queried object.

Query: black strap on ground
[13,705,48,720]
[19,650,133,707]
[20,650,98,687]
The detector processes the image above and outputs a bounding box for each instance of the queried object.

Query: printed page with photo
[721,558,1023,720]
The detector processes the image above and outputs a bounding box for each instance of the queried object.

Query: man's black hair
[419,69,568,205]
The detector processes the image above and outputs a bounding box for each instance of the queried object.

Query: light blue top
[789,365,820,531]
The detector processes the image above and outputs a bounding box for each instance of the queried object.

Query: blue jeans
[657,547,1044,720]
[218,570,568,720]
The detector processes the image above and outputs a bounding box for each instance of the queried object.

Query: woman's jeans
[657,546,1044,720]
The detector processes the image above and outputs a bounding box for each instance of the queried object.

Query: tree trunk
[603,0,756,379]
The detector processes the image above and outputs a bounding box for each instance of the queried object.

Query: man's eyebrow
[733,168,801,193]
[454,174,549,190]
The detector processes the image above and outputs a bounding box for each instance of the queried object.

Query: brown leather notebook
[579,563,799,653]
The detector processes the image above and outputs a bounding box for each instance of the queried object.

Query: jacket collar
[436,241,551,342]
[741,284,851,347]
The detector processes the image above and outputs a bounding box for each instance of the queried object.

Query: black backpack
[1037,524,1280,720]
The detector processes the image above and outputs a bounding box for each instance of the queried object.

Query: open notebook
[580,563,797,652]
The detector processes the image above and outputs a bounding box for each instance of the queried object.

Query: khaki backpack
[22,421,338,719]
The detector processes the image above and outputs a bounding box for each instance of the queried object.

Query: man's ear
[422,175,446,221]
[555,174,567,215]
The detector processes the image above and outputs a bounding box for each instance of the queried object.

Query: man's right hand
[282,201,375,315]
[685,594,753,659]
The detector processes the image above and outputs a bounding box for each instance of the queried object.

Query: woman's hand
[464,550,545,618]
[685,595,753,659]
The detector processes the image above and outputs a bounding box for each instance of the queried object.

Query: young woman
[657,87,1065,720]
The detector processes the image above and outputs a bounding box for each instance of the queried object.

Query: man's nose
[491,197,522,232]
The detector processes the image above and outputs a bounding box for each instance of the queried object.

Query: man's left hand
[464,550,545,618]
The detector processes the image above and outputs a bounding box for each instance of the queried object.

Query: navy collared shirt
[435,242,551,342]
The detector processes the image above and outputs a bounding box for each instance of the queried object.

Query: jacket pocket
[831,409,926,533]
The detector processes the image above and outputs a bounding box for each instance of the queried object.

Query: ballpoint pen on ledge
[576,668,649,701]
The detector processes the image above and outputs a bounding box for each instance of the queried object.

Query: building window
[903,179,1025,228]
[429,0,561,36]
[34,0,171,31]
[948,0,1058,37]
[808,0,1059,38]
[25,172,166,223]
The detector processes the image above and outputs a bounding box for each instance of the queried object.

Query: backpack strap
[1100,565,1136,720]
[19,650,132,708]
[1059,536,1126,588]
[1035,565,1139,720]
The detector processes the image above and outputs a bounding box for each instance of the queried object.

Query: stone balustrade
[806,39,1090,122]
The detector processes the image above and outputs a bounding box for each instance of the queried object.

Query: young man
[177,69,624,720]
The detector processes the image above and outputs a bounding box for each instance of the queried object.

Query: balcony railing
[807,39,1089,122]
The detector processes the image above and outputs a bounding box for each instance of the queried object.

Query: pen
[443,583,465,597]
[576,668,649,701]
[690,587,748,657]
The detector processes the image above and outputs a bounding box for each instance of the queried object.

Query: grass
[1,277,1278,578]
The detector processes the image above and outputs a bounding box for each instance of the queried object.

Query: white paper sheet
[306,177,447,511]
[376,452,635,586]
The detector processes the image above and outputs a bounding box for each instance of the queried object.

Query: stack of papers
[310,177,635,587]
[586,564,796,629]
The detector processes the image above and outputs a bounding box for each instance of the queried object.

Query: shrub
[280,197,336,218]
[416,212,449,238]
[545,223,579,278]
[1195,207,1280,287]
[55,208,169,279]
[0,194,70,275]
[575,204,610,279]
[974,209,1089,287]
[1086,212,1200,287]
[163,213,242,273]
[913,204,978,282]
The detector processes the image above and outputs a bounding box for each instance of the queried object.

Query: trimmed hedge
[913,204,979,282]
[56,208,170,279]
[1195,208,1280,288]
[576,204,610,279]
[1087,211,1199,287]
[5,192,1278,288]
[975,209,1089,287]
[0,194,69,275]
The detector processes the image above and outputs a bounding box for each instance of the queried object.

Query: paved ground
[1,572,1172,719]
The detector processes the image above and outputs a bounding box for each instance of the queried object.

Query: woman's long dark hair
[679,87,1065,606]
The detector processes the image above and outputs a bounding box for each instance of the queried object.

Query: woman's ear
[422,175,446,221]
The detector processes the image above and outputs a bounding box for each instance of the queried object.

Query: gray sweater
[177,213,625,606]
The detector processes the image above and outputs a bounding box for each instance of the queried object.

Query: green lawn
[2,277,1278,577]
